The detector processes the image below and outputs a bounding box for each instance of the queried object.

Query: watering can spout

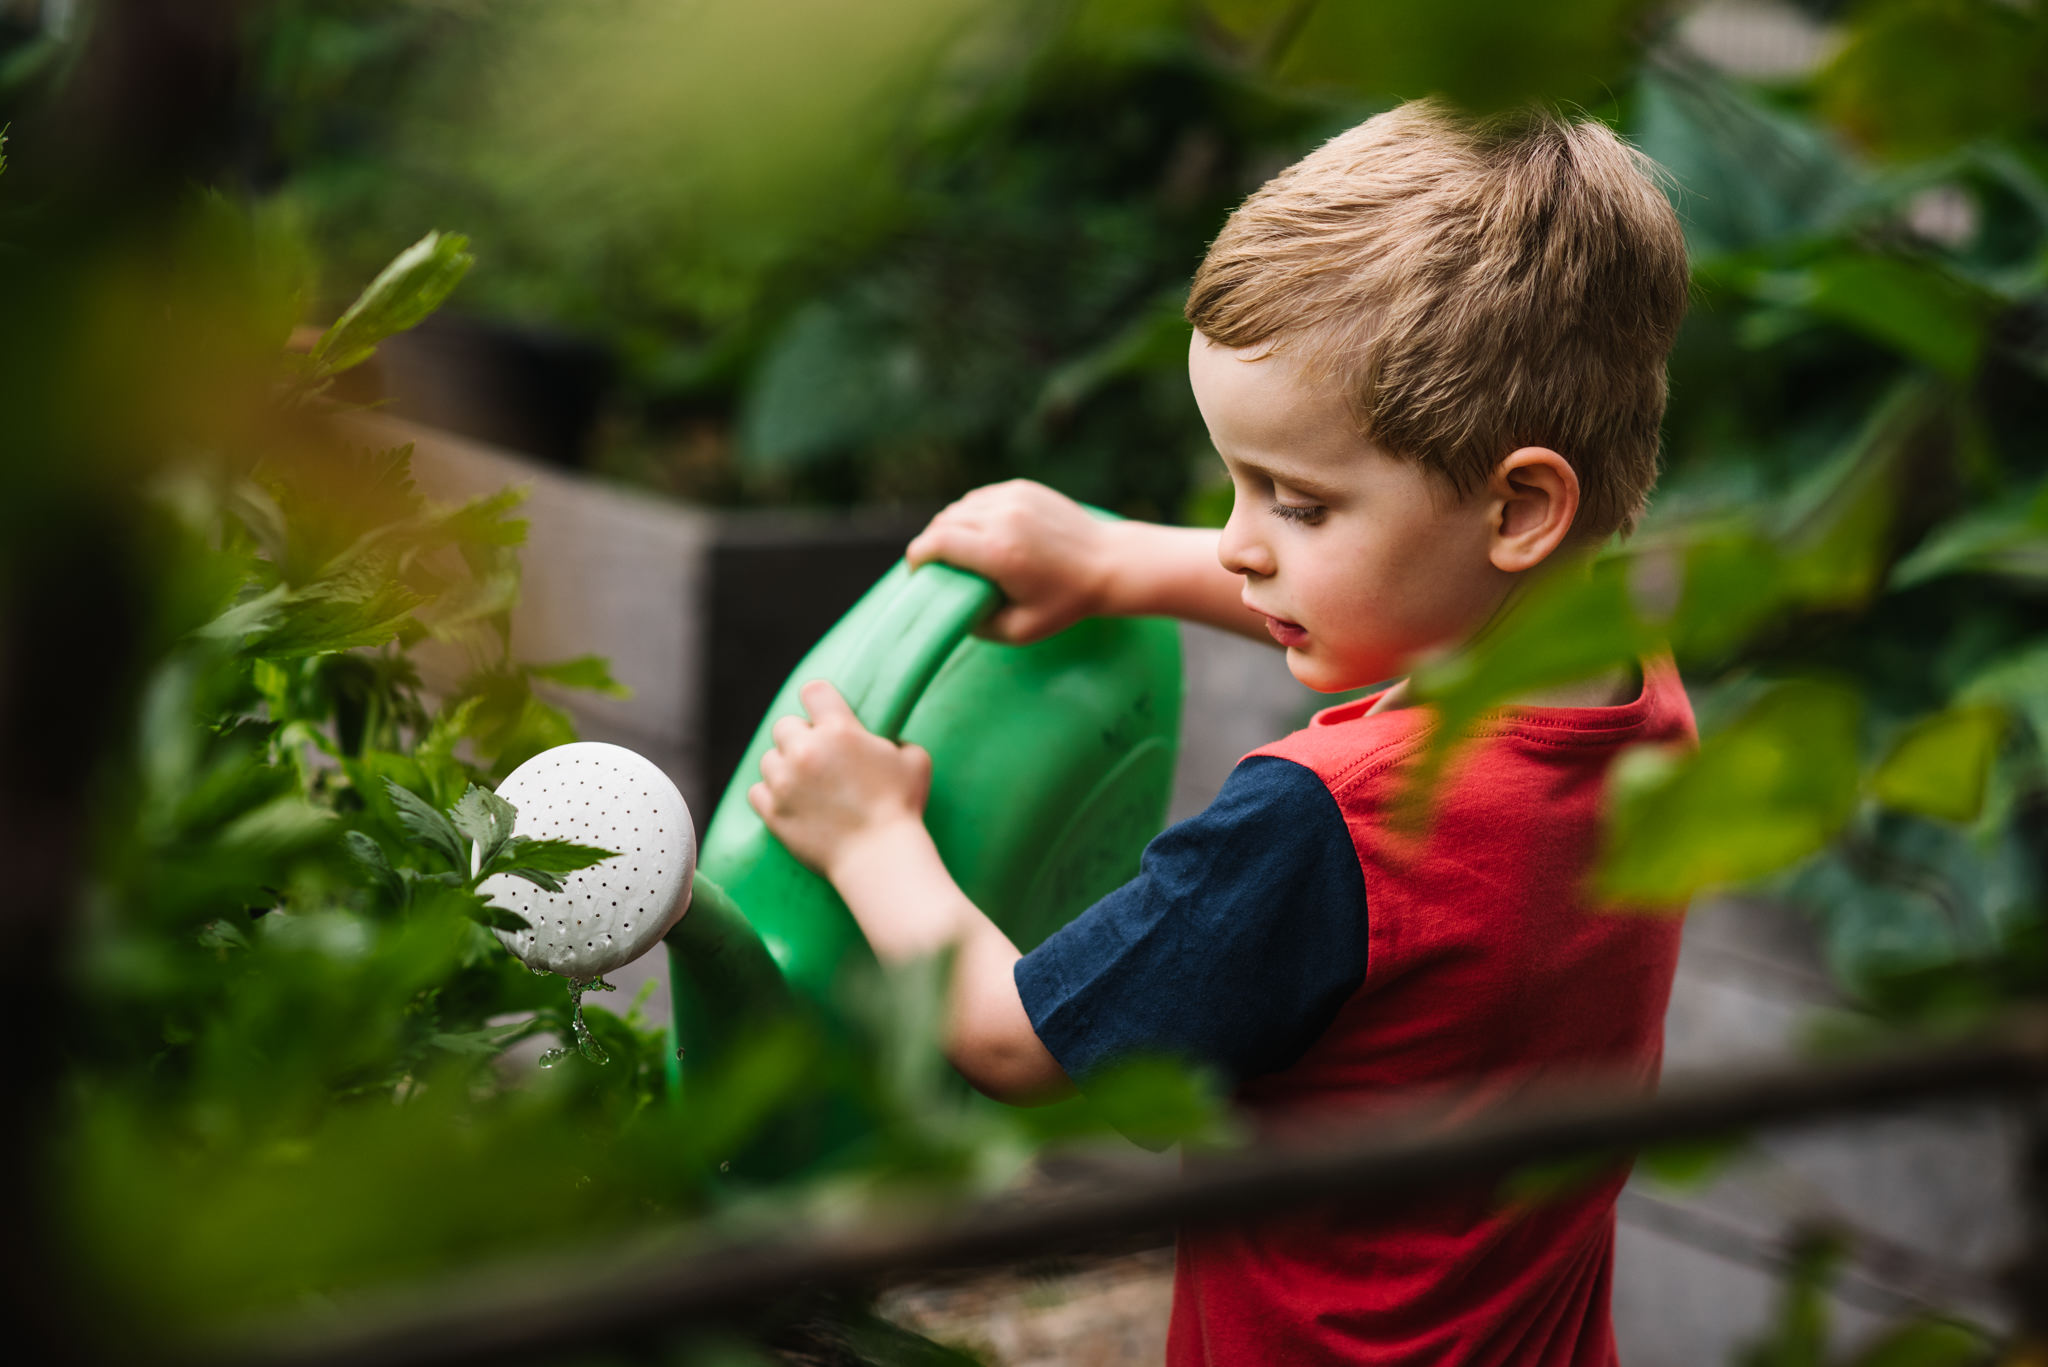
[663,870,793,1091]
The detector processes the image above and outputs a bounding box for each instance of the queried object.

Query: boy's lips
[1262,614,1307,647]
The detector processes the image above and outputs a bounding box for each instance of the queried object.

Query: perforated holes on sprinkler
[482,742,696,981]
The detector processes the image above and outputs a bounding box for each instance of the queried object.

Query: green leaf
[381,778,467,873]
[1639,1134,1746,1188]
[1599,681,1864,904]
[311,231,475,376]
[498,867,566,894]
[197,918,249,952]
[1890,479,2048,589]
[193,583,290,644]
[433,487,530,550]
[1846,1318,1986,1367]
[468,896,534,931]
[1739,1232,1843,1367]
[1773,253,1997,380]
[1871,705,2007,824]
[344,829,405,905]
[484,836,616,878]
[450,783,520,871]
[244,582,426,660]
[1633,62,1866,260]
[525,655,631,698]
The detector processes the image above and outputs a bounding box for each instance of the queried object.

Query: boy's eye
[1270,501,1325,524]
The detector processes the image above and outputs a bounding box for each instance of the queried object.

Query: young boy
[749,101,1693,1365]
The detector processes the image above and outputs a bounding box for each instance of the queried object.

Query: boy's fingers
[758,747,790,789]
[745,781,773,820]
[982,603,1043,645]
[800,679,859,726]
[770,714,809,750]
[906,519,982,571]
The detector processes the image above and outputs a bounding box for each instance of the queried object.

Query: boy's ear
[1486,447,1580,574]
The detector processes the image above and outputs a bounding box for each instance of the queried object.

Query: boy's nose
[1217,504,1276,579]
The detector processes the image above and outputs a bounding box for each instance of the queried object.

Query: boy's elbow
[946,1015,1073,1105]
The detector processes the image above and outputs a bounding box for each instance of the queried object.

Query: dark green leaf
[1891,479,2048,588]
[344,829,405,904]
[197,919,249,952]
[381,778,467,873]
[1775,254,1996,379]
[485,836,616,877]
[499,867,565,894]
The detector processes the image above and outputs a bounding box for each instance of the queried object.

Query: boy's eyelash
[1270,501,1325,524]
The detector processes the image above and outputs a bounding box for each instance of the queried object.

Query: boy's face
[1190,331,1513,693]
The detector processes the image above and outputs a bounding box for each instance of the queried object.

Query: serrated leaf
[525,654,631,698]
[245,582,426,659]
[193,583,291,643]
[1871,705,2007,824]
[500,867,566,894]
[450,783,519,871]
[344,829,405,904]
[382,778,467,873]
[486,836,616,877]
[311,231,475,375]
[434,487,530,549]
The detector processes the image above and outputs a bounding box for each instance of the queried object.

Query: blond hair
[1186,102,1688,539]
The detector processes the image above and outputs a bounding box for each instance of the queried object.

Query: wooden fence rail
[204,1009,2048,1367]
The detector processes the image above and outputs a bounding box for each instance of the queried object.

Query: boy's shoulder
[1249,660,1695,824]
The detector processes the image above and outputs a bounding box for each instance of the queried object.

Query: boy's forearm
[827,820,1072,1103]
[1098,521,1269,642]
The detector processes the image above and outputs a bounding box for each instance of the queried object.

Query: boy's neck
[1366,664,1637,717]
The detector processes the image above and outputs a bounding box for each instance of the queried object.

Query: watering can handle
[833,562,1001,741]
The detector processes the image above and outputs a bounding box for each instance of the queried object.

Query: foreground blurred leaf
[1274,0,1653,110]
[1846,1317,1985,1367]
[1599,681,1863,904]
[1871,705,2007,824]
[526,654,632,699]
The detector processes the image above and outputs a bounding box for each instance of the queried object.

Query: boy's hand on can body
[905,479,1114,645]
[749,680,932,882]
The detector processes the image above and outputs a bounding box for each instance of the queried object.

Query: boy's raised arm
[906,479,1266,644]
[749,680,1074,1105]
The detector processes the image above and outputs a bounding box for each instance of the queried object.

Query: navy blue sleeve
[1014,754,1369,1088]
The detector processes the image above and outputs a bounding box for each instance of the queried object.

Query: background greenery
[2,0,2045,1363]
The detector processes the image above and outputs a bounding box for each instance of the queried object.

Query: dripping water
[537,975,616,1067]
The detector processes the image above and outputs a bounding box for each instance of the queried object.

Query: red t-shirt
[1167,660,1695,1366]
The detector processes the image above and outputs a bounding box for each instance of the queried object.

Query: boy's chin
[1283,647,1392,695]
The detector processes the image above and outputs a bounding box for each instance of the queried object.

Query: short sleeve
[1014,754,1369,1088]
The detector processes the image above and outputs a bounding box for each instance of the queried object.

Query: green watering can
[660,558,1183,1115]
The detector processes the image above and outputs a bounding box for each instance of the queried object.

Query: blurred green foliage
[6,0,2048,1361]
[34,210,1217,1355]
